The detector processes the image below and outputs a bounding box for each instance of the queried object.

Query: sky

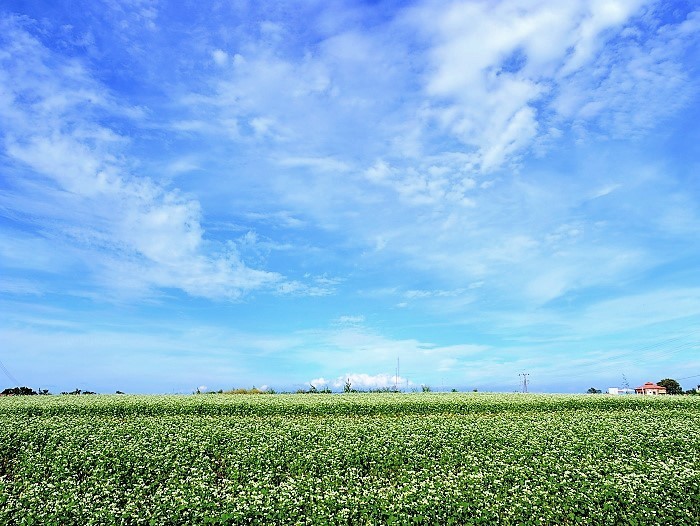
[1,0,699,394]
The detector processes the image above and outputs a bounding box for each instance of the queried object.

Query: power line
[587,330,700,365]
[554,329,700,381]
[0,358,19,386]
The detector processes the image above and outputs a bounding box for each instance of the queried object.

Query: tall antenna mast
[395,357,400,390]
[519,372,530,393]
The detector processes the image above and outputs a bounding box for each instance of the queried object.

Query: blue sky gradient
[1,0,699,393]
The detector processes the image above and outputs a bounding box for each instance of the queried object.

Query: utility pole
[394,357,400,391]
[622,374,630,390]
[519,373,530,393]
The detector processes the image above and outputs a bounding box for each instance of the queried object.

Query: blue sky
[1,0,699,394]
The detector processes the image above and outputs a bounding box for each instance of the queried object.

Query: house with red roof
[634,382,667,395]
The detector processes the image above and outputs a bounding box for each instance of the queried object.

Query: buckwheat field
[1,394,699,525]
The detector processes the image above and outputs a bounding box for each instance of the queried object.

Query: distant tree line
[60,388,97,395]
[196,383,412,395]
[0,387,108,396]
[342,379,403,394]
[198,382,453,394]
[0,387,47,396]
[195,387,276,395]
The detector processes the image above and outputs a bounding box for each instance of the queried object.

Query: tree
[657,378,683,395]
[1,386,37,396]
[587,387,602,394]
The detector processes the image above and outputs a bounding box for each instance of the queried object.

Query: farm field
[1,393,699,525]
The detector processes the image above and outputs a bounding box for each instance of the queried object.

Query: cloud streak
[0,16,284,300]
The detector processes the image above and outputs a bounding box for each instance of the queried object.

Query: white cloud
[591,184,622,199]
[249,116,277,138]
[277,156,351,172]
[165,157,200,176]
[404,288,466,299]
[0,278,43,296]
[162,1,697,287]
[211,49,228,66]
[293,325,491,388]
[334,315,365,325]
[0,229,76,273]
[275,279,336,297]
[580,288,700,334]
[362,157,480,207]
[310,373,411,390]
[411,0,684,170]
[239,211,306,229]
[0,17,283,300]
[4,5,694,309]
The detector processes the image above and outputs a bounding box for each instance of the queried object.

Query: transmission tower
[394,357,399,390]
[519,372,530,393]
[622,374,630,390]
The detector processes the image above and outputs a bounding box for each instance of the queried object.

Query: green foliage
[60,389,97,395]
[0,387,37,396]
[587,387,602,394]
[657,378,683,395]
[1,394,700,524]
[296,384,332,394]
[222,387,268,395]
[195,387,275,395]
[339,381,399,394]
[367,386,400,393]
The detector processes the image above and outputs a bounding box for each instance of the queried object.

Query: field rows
[1,394,699,524]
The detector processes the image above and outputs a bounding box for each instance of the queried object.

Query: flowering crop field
[1,394,699,525]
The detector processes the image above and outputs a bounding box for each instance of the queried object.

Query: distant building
[634,382,667,395]
[607,387,634,395]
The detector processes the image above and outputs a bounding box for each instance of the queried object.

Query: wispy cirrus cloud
[0,16,284,300]
[160,0,700,309]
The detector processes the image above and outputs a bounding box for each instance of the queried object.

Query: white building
[607,387,635,395]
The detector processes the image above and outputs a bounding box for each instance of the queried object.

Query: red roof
[635,382,665,390]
